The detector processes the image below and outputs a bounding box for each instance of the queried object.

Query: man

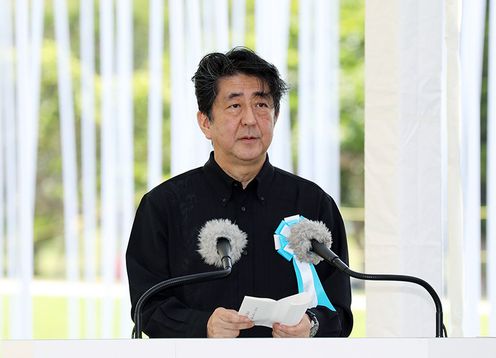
[126,47,353,338]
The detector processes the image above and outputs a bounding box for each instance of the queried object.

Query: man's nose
[241,107,257,126]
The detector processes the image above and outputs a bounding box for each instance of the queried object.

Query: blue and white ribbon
[274,215,335,311]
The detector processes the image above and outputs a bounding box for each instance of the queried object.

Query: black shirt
[126,152,353,337]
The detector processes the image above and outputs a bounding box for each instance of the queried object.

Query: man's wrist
[306,309,319,337]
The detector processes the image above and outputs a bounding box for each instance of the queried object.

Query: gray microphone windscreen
[197,219,248,268]
[287,219,333,265]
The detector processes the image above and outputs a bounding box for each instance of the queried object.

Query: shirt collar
[203,151,275,204]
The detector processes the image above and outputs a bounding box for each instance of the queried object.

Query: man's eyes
[226,102,271,110]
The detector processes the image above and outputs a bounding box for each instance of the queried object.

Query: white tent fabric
[365,0,446,337]
[460,0,486,337]
[444,0,464,337]
[366,0,491,337]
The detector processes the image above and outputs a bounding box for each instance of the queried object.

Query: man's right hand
[207,307,254,338]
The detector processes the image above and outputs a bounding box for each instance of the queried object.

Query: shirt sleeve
[126,191,212,338]
[312,194,354,337]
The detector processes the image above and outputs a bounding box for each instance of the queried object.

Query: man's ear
[197,111,212,139]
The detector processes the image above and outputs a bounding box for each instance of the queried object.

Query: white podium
[2,338,495,358]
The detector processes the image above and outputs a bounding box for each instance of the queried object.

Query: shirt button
[240,206,246,212]
[260,196,265,201]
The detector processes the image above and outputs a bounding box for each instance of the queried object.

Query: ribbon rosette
[274,215,335,311]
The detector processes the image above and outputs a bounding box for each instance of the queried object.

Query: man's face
[198,73,277,168]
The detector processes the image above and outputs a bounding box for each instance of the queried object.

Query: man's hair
[191,47,289,119]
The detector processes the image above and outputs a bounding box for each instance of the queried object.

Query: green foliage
[340,0,365,207]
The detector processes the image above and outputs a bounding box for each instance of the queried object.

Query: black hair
[191,47,289,119]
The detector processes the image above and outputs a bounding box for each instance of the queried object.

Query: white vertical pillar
[202,0,215,52]
[15,0,34,339]
[297,0,315,180]
[313,0,340,202]
[255,0,292,171]
[147,0,164,189]
[1,0,18,339]
[365,0,445,336]
[31,0,44,125]
[100,0,117,338]
[170,0,185,176]
[214,0,229,52]
[185,0,208,168]
[487,0,496,337]
[0,3,5,336]
[80,0,97,338]
[297,0,340,201]
[170,0,211,175]
[54,0,80,339]
[460,0,486,337]
[116,0,134,337]
[231,0,246,47]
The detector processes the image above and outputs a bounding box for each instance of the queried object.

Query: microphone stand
[311,240,446,338]
[132,257,232,338]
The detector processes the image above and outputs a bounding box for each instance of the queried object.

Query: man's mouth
[240,136,259,140]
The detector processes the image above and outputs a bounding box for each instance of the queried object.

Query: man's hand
[207,307,254,338]
[272,314,312,338]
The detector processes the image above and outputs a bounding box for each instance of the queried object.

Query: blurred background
[0,0,493,339]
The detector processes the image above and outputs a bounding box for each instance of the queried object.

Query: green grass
[1,296,128,339]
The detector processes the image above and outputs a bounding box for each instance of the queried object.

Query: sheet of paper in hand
[238,292,313,328]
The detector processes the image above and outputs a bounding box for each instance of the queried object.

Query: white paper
[238,292,312,328]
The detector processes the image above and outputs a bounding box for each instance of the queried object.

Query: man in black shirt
[126,47,353,338]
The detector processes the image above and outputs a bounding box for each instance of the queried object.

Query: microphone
[132,219,247,338]
[197,218,248,270]
[286,219,447,338]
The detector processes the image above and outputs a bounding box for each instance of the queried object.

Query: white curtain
[365,0,446,337]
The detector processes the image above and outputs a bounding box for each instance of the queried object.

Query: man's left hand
[272,313,312,338]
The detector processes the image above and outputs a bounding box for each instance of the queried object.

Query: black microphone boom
[310,240,446,338]
[132,238,232,339]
